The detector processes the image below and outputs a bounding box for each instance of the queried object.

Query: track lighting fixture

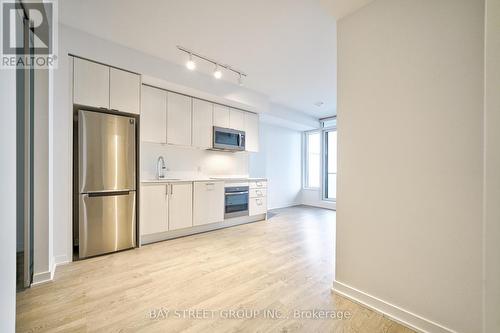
[213,64,222,79]
[177,46,247,85]
[186,53,196,70]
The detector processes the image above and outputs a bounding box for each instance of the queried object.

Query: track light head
[213,64,222,79]
[238,74,244,86]
[186,53,196,70]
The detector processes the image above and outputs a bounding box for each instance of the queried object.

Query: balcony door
[322,118,336,201]
[324,129,337,201]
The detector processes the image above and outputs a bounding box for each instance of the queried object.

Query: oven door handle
[225,191,249,195]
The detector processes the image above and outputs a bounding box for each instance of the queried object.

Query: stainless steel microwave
[213,126,246,151]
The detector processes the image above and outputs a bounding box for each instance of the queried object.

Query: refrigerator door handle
[87,190,131,197]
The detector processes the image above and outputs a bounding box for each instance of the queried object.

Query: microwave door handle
[238,133,242,146]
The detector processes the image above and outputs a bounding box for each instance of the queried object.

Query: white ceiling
[58,0,362,119]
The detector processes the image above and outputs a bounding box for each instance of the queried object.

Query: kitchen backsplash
[140,142,249,180]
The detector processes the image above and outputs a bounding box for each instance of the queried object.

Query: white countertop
[141,177,267,184]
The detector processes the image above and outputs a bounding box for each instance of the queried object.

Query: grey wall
[336,0,484,332]
[484,0,500,331]
[0,65,17,332]
[33,68,51,282]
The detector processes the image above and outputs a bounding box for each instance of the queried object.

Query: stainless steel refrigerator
[77,110,137,259]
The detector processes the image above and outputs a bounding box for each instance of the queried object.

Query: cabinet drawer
[250,188,267,198]
[249,197,267,216]
[250,181,267,189]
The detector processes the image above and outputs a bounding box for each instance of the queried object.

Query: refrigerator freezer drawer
[79,191,136,258]
[79,110,136,193]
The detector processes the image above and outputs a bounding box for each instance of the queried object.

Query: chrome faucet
[156,156,166,179]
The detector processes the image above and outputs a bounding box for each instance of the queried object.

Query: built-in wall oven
[224,184,249,219]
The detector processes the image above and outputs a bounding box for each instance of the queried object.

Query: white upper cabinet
[140,85,167,143]
[167,92,192,146]
[192,98,213,149]
[168,183,193,231]
[229,108,245,131]
[73,57,109,109]
[140,184,169,235]
[73,57,141,114]
[110,68,141,114]
[245,112,259,152]
[213,104,230,128]
[193,181,224,226]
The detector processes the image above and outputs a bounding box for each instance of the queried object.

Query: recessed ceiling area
[59,0,340,119]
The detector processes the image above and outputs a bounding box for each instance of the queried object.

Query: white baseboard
[332,281,456,333]
[31,270,52,286]
[302,201,336,210]
[32,255,70,287]
[268,202,301,210]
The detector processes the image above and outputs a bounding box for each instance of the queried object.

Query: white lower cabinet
[249,197,267,216]
[140,183,192,235]
[141,179,267,242]
[193,181,224,226]
[249,181,268,216]
[168,183,193,230]
[140,184,169,235]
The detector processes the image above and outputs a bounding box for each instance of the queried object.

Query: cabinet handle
[170,184,173,195]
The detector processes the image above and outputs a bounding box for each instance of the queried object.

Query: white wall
[0,66,17,333]
[484,0,500,331]
[52,24,318,265]
[141,143,249,180]
[335,1,484,333]
[33,68,51,283]
[249,122,302,209]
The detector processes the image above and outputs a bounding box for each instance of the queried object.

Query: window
[304,131,321,188]
[324,129,337,200]
[322,117,337,201]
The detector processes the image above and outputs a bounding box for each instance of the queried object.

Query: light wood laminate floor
[17,206,414,333]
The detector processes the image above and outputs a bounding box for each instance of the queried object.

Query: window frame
[302,129,321,190]
[321,117,337,202]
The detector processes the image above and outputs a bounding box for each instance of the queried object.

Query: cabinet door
[193,182,224,226]
[213,104,230,128]
[168,183,193,230]
[141,85,167,143]
[167,92,192,146]
[73,58,109,109]
[192,99,213,149]
[140,184,168,235]
[245,112,259,152]
[110,68,141,114]
[229,108,245,131]
[249,197,267,216]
